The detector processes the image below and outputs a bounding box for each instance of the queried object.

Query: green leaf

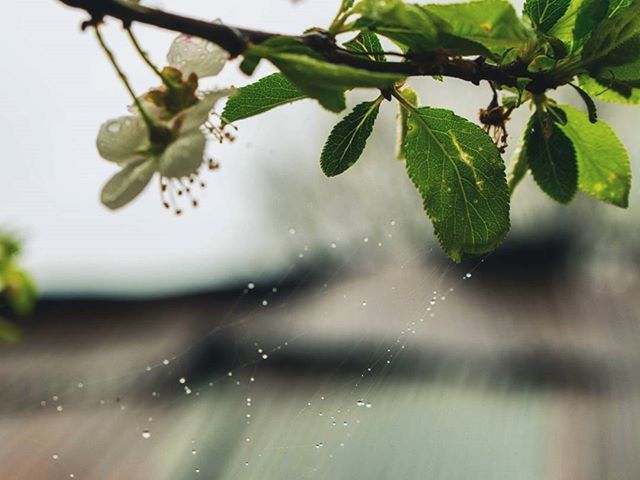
[240,37,323,75]
[508,141,530,195]
[321,99,382,176]
[246,37,403,112]
[557,104,631,207]
[344,31,386,62]
[524,0,572,33]
[579,74,640,104]
[403,107,510,261]
[569,83,598,122]
[424,0,533,56]
[353,0,447,52]
[222,73,307,123]
[4,269,37,316]
[582,0,640,69]
[524,111,578,203]
[396,87,418,160]
[549,0,607,48]
[268,52,402,112]
[608,0,633,17]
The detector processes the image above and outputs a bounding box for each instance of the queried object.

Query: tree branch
[58,0,566,93]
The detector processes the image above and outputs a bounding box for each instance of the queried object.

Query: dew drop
[107,121,121,133]
[247,282,255,289]
[288,227,296,235]
[52,454,59,460]
[142,430,151,439]
[179,377,186,384]
[330,242,337,249]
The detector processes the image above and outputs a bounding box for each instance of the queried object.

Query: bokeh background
[2,0,640,478]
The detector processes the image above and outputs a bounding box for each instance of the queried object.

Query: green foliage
[424,0,532,57]
[557,105,631,206]
[343,31,386,61]
[353,0,445,52]
[569,83,598,122]
[222,73,306,123]
[581,0,640,71]
[321,99,382,176]
[403,107,510,261]
[523,110,578,203]
[103,0,639,261]
[0,232,37,341]
[244,36,403,112]
[524,0,572,33]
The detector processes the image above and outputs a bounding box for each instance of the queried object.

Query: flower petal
[101,160,155,210]
[167,34,229,78]
[177,89,234,132]
[96,115,147,164]
[159,130,206,178]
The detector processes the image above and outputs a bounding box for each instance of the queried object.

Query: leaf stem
[126,27,176,89]
[94,26,155,132]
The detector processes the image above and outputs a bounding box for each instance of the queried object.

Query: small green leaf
[527,54,556,72]
[270,53,402,112]
[524,111,578,203]
[569,83,598,122]
[321,99,382,177]
[579,74,640,104]
[524,0,572,33]
[246,38,403,112]
[557,104,631,207]
[508,141,530,195]
[582,0,640,70]
[549,0,607,48]
[344,31,386,61]
[544,34,569,58]
[353,0,447,52]
[222,73,307,123]
[395,87,418,160]
[424,0,533,56]
[4,269,37,316]
[403,107,510,261]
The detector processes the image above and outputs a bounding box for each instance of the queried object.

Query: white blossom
[97,90,231,211]
[167,33,229,79]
